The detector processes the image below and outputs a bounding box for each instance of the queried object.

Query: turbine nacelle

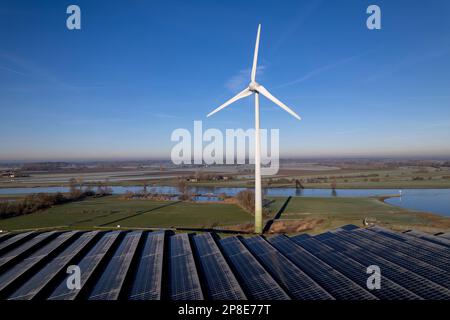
[248,81,260,92]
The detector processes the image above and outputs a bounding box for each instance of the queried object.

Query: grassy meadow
[1,194,449,234]
[0,196,252,231]
[266,196,450,234]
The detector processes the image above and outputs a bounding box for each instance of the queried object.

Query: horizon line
[1,155,450,164]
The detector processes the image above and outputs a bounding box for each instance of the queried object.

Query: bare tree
[69,178,81,198]
[331,178,337,197]
[177,178,190,201]
[236,190,255,213]
[143,180,148,194]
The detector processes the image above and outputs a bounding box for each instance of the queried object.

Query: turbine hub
[249,81,260,92]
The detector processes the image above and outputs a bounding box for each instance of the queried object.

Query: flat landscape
[2,161,450,189]
[267,196,450,234]
[0,196,252,231]
[1,194,448,234]
[1,160,449,234]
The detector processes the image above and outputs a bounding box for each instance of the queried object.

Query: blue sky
[1,0,450,160]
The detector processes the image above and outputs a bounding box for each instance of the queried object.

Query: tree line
[0,179,112,220]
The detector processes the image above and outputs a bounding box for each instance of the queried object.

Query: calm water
[384,189,450,217]
[1,186,449,217]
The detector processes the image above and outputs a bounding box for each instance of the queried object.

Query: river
[0,186,449,217]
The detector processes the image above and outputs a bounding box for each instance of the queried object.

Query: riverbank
[1,195,448,234]
[1,186,450,217]
[263,196,450,235]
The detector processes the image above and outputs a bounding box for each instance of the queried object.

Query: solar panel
[352,228,450,271]
[290,234,311,241]
[47,231,121,300]
[0,231,57,270]
[0,227,447,301]
[370,226,450,256]
[0,233,10,243]
[403,230,450,248]
[310,232,336,242]
[331,230,450,288]
[340,224,360,231]
[168,233,204,300]
[369,227,407,242]
[0,231,77,296]
[269,235,377,300]
[242,236,333,300]
[128,231,165,300]
[192,233,246,300]
[8,231,98,300]
[439,232,450,240]
[294,237,421,300]
[219,236,290,300]
[315,231,450,299]
[0,232,35,254]
[88,231,142,300]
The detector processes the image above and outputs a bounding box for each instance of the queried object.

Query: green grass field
[267,196,450,234]
[0,196,252,231]
[1,195,449,234]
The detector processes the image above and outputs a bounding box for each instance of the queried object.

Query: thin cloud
[0,52,102,92]
[269,0,323,56]
[0,65,27,76]
[225,66,266,92]
[276,54,362,89]
[365,47,450,83]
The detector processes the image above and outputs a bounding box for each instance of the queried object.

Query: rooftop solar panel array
[242,236,333,300]
[0,231,34,254]
[0,231,57,270]
[326,230,450,288]
[219,236,289,300]
[0,231,77,297]
[269,235,377,300]
[193,233,246,300]
[404,230,450,248]
[369,226,450,257]
[128,231,164,300]
[353,228,450,271]
[314,230,450,299]
[47,231,121,300]
[0,225,448,300]
[8,231,98,300]
[0,232,10,242]
[168,233,204,300]
[292,237,421,300]
[439,232,450,240]
[339,224,360,231]
[88,231,141,300]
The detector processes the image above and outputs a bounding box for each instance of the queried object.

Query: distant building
[1,171,14,178]
[1,171,29,179]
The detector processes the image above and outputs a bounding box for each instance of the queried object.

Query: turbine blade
[251,24,261,82]
[257,85,301,120]
[207,88,253,117]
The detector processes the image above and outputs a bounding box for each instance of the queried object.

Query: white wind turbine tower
[207,24,301,233]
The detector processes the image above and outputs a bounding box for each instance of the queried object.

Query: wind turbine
[207,24,301,233]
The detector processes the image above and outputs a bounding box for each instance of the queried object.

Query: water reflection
[0,186,449,216]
